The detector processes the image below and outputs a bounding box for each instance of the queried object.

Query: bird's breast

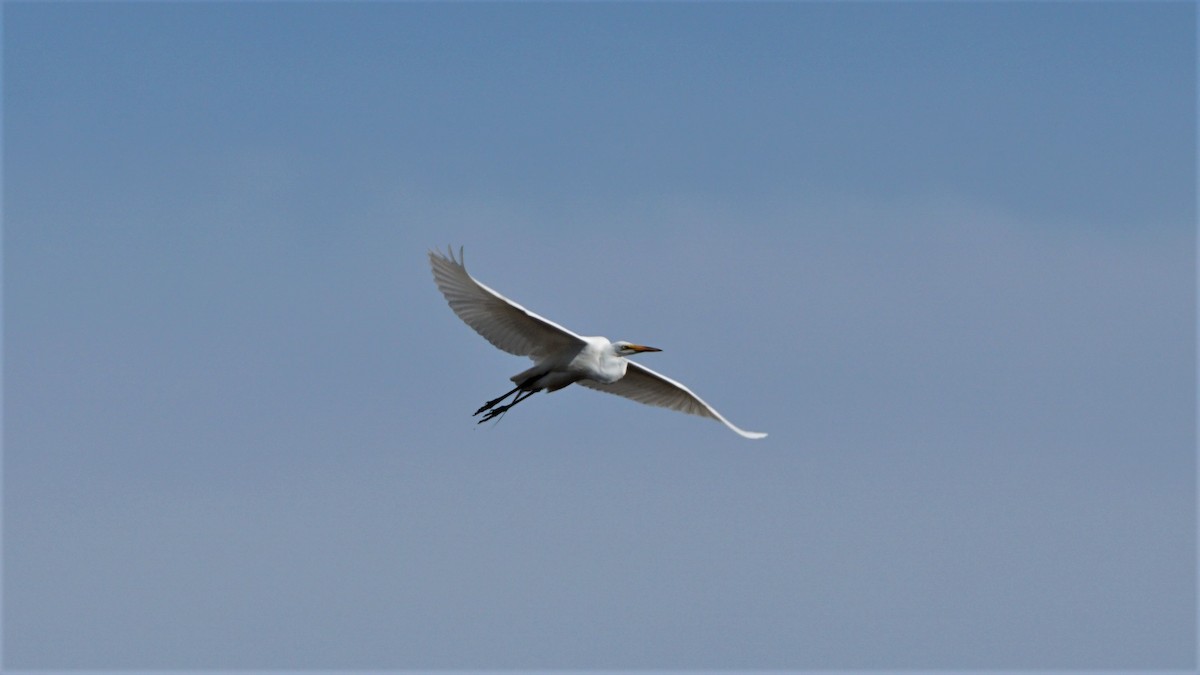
[567,347,627,384]
[590,356,628,384]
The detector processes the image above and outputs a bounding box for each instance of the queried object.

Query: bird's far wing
[429,247,586,359]
[578,361,768,439]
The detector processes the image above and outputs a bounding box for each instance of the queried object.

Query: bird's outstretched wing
[578,361,768,439]
[429,246,586,359]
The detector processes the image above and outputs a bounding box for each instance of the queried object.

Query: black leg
[477,388,538,424]
[474,375,541,417]
[474,385,521,416]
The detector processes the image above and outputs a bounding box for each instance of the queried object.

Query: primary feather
[429,246,584,359]
[578,363,768,439]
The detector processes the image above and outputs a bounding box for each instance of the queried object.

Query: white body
[512,335,630,391]
[429,247,767,439]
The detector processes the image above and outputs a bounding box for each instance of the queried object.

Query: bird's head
[613,341,662,357]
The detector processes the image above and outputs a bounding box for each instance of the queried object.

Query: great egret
[428,246,767,439]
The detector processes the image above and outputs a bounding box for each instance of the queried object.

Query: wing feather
[429,247,586,359]
[578,361,768,439]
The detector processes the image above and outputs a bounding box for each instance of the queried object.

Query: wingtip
[429,245,466,268]
[722,418,768,440]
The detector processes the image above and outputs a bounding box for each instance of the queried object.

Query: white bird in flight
[429,247,767,439]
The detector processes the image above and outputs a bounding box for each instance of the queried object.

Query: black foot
[477,405,509,424]
[474,378,539,417]
[476,388,536,424]
[475,396,508,416]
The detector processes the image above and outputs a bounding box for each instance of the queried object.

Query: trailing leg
[477,388,538,424]
[474,375,541,417]
[474,385,521,416]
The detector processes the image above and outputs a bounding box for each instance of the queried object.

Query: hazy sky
[4,2,1195,671]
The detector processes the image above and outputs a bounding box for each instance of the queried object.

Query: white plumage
[429,246,767,439]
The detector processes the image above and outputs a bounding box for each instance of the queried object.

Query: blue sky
[4,2,1195,670]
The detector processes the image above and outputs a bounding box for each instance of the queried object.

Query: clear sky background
[4,2,1195,670]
